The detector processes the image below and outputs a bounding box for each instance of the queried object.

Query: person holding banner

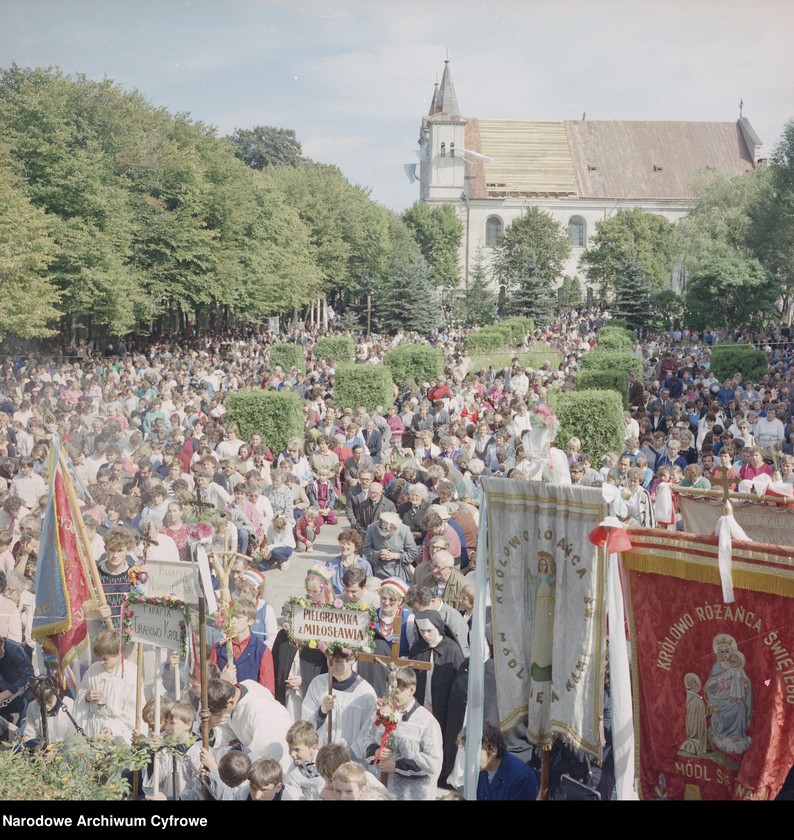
[302,649,377,761]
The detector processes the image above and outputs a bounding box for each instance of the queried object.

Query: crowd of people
[1,308,792,801]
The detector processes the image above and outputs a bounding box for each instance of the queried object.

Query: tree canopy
[579,208,676,296]
[402,201,463,289]
[491,206,569,323]
[227,125,304,169]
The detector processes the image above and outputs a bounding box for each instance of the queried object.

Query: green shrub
[464,329,505,353]
[550,389,626,461]
[710,344,769,384]
[333,363,394,411]
[488,323,514,345]
[384,344,444,389]
[600,320,635,337]
[597,330,634,351]
[314,335,355,365]
[469,348,562,375]
[576,369,629,407]
[269,342,305,372]
[224,389,305,454]
[578,350,642,375]
[500,317,534,345]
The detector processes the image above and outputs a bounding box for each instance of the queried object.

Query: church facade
[417,61,762,298]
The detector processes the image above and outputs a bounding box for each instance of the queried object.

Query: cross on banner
[190,484,216,516]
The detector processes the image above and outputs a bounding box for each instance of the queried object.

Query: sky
[1,0,792,213]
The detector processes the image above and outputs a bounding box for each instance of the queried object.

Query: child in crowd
[75,629,137,743]
[248,757,293,801]
[199,745,252,800]
[209,596,275,693]
[144,701,197,800]
[294,506,322,553]
[283,720,324,800]
[332,761,368,801]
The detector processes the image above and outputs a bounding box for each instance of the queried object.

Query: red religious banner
[622,529,794,801]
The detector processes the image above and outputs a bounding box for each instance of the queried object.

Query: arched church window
[485,216,504,248]
[440,142,446,158]
[450,143,455,157]
[568,216,586,247]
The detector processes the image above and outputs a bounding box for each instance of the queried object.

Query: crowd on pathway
[1,307,793,801]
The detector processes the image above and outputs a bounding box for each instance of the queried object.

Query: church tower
[418,60,467,203]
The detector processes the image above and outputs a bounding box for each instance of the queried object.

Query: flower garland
[532,402,557,429]
[281,595,376,656]
[372,697,401,766]
[127,565,148,587]
[122,591,191,660]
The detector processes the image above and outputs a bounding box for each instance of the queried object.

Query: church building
[416,61,763,297]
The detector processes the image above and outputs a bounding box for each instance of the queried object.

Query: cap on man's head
[428,504,450,521]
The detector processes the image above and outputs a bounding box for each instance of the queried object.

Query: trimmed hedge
[269,342,305,372]
[384,344,444,390]
[578,350,643,375]
[464,329,505,353]
[314,336,355,365]
[576,369,629,408]
[224,389,305,455]
[550,389,626,461]
[500,317,534,346]
[333,363,394,412]
[597,330,634,351]
[710,344,769,384]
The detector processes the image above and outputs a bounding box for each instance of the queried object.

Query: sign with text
[127,601,185,651]
[290,602,373,651]
[145,558,200,606]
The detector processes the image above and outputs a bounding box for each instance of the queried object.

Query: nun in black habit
[408,610,467,785]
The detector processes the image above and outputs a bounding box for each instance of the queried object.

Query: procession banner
[145,557,200,606]
[284,597,376,654]
[623,528,794,800]
[33,438,97,678]
[481,478,607,757]
[125,599,187,651]
[678,496,794,547]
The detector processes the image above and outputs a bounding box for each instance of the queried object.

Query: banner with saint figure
[623,529,794,800]
[480,478,607,757]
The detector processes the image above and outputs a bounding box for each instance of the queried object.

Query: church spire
[432,60,461,118]
[429,81,439,115]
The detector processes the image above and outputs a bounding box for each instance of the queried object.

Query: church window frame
[568,216,586,248]
[485,216,504,248]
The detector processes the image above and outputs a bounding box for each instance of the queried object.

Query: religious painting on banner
[623,529,794,800]
[480,478,607,757]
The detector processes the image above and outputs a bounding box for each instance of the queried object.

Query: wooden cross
[357,615,431,785]
[190,484,217,516]
[711,469,735,515]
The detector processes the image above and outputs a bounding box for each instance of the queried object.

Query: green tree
[457,248,496,326]
[612,255,653,330]
[402,201,463,289]
[683,253,780,331]
[0,148,61,338]
[492,207,569,324]
[227,125,304,169]
[746,119,794,313]
[560,275,582,307]
[377,256,440,334]
[579,208,676,296]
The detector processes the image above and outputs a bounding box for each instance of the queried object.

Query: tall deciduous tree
[227,125,304,169]
[492,206,569,324]
[402,201,463,289]
[747,119,794,313]
[0,149,61,338]
[579,208,676,296]
[684,253,779,332]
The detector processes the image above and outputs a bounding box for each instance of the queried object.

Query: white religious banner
[124,596,187,652]
[284,598,376,654]
[145,557,200,606]
[481,477,607,758]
